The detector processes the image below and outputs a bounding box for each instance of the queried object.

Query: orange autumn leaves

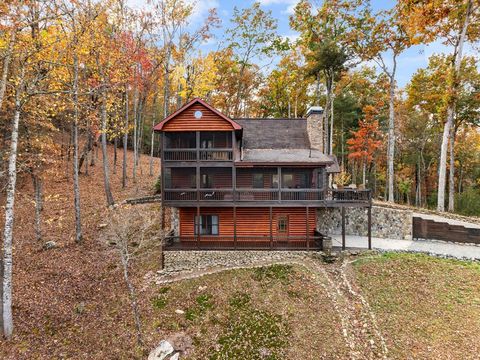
[347,105,383,164]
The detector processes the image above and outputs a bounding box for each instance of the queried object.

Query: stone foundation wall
[162,250,313,274]
[169,207,179,236]
[317,206,413,240]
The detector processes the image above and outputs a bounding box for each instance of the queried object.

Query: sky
[128,0,477,88]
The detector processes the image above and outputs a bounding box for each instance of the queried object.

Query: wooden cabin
[154,98,372,250]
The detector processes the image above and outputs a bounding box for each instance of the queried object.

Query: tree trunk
[113,137,118,175]
[0,30,15,110]
[2,92,21,339]
[100,84,115,207]
[329,87,334,156]
[120,254,143,348]
[132,83,138,183]
[163,45,171,119]
[324,76,331,154]
[78,129,93,172]
[122,90,128,188]
[73,53,83,244]
[448,128,456,212]
[32,173,43,242]
[362,159,366,185]
[137,97,144,171]
[437,0,472,212]
[387,57,397,203]
[149,97,157,176]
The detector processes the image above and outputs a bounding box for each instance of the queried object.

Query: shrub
[455,187,480,216]
[154,177,162,194]
[152,296,167,310]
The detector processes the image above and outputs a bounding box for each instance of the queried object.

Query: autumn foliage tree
[347,105,383,185]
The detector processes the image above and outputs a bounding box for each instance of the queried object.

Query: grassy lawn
[353,253,480,360]
[144,264,348,359]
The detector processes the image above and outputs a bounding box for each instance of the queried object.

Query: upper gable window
[194,110,203,119]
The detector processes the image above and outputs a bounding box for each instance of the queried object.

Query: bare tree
[107,205,166,348]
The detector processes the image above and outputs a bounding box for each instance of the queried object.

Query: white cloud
[258,0,296,4]
[187,0,220,25]
[258,0,299,15]
[282,34,299,43]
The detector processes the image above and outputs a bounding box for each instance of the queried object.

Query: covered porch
[163,204,372,251]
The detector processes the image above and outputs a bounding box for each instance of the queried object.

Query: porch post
[368,206,372,250]
[160,132,165,230]
[232,165,236,202]
[196,131,200,159]
[269,206,273,249]
[342,206,346,251]
[278,167,282,203]
[196,205,200,249]
[306,206,310,251]
[233,206,237,249]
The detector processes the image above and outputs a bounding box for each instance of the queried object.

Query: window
[201,173,213,188]
[317,169,325,190]
[282,173,294,188]
[277,216,289,234]
[190,174,197,189]
[298,173,310,188]
[253,173,264,188]
[194,215,219,235]
[271,174,279,188]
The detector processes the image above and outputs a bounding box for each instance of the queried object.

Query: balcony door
[276,215,289,236]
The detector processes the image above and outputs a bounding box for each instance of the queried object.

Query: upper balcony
[163,131,234,162]
[162,167,371,207]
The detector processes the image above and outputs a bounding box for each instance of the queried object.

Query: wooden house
[154,98,372,250]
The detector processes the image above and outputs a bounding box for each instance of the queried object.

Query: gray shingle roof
[234,118,310,149]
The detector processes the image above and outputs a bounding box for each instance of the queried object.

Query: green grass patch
[353,251,480,359]
[185,293,215,321]
[152,286,171,310]
[228,292,251,309]
[210,306,290,359]
[252,264,294,284]
[152,296,168,310]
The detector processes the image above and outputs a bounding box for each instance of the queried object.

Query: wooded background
[0,0,479,339]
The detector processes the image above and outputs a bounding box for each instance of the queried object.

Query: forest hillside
[0,145,162,358]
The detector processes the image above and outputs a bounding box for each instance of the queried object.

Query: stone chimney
[306,106,324,153]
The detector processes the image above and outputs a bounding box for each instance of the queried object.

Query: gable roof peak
[153,98,242,131]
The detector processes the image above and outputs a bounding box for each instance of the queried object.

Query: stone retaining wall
[317,206,413,240]
[162,250,315,274]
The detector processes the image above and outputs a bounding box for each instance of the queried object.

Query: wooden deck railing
[162,188,371,204]
[327,189,371,202]
[163,148,233,161]
[164,235,324,250]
